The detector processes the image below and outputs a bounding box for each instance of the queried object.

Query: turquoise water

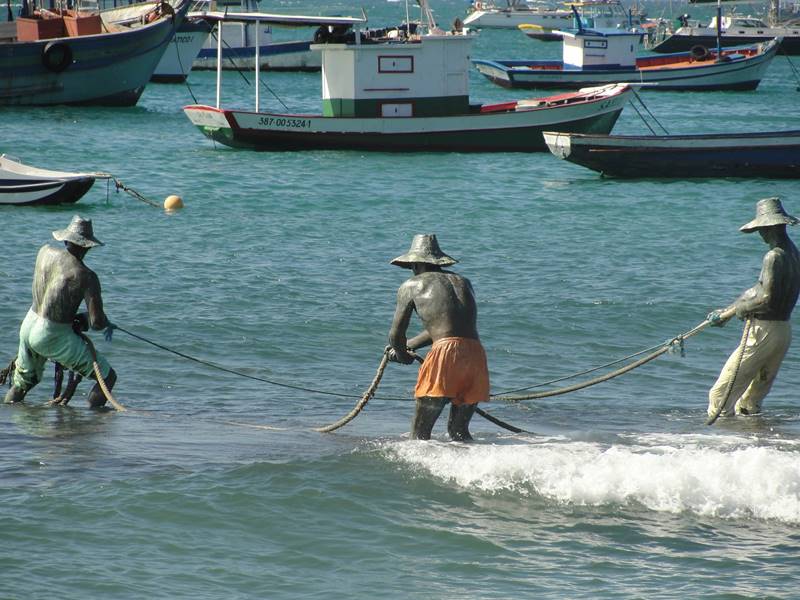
[3,1,800,597]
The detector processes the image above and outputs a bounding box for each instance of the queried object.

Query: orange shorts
[415,337,489,406]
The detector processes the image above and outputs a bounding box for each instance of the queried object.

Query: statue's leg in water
[411,397,448,440]
[53,362,64,400]
[50,367,84,406]
[447,403,476,442]
[87,368,116,408]
[4,385,27,404]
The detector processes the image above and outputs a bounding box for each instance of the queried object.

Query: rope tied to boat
[110,177,162,208]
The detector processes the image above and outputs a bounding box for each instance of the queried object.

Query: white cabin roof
[192,10,367,27]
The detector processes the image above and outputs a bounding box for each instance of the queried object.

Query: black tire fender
[42,40,73,73]
[690,44,710,61]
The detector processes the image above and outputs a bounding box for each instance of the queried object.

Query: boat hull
[0,1,188,106]
[651,31,800,55]
[0,177,95,206]
[151,17,211,83]
[463,9,571,29]
[543,130,800,178]
[474,41,779,91]
[193,39,320,71]
[184,85,632,152]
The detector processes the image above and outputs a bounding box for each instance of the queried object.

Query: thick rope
[115,325,362,399]
[78,332,126,412]
[314,353,390,432]
[494,319,713,403]
[0,359,14,386]
[705,319,752,426]
[111,178,161,208]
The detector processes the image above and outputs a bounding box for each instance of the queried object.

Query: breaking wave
[379,433,800,523]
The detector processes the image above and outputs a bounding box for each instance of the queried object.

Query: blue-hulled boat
[543,130,800,178]
[0,0,189,106]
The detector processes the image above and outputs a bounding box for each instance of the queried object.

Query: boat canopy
[193,10,367,27]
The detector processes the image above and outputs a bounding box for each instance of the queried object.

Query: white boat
[0,0,189,105]
[464,0,571,30]
[0,154,98,206]
[474,23,780,91]
[464,0,646,33]
[183,2,634,152]
[151,13,211,82]
[190,0,323,73]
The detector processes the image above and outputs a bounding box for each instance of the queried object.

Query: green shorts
[12,309,111,391]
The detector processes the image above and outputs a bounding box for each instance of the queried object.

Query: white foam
[379,435,800,523]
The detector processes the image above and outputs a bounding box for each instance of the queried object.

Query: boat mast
[715,0,721,60]
[768,0,779,26]
[417,0,438,32]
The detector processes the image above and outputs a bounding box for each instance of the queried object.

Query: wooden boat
[183,2,634,152]
[0,154,97,205]
[542,130,800,178]
[474,23,780,91]
[0,0,189,106]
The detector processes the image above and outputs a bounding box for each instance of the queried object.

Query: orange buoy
[164,194,184,210]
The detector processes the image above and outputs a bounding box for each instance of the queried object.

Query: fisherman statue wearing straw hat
[4,216,117,408]
[707,197,800,418]
[387,234,489,440]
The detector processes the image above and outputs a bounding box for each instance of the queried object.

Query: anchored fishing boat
[0,0,189,105]
[0,154,98,206]
[474,16,780,91]
[650,0,800,56]
[542,129,800,178]
[183,1,633,152]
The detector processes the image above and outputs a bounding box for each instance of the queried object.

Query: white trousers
[708,319,792,417]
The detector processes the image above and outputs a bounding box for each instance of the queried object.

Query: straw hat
[390,234,458,269]
[52,215,104,248]
[740,197,799,233]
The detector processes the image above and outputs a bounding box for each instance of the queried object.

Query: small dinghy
[0,154,98,206]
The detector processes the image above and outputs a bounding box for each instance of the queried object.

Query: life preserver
[690,44,710,61]
[41,41,73,73]
[475,1,482,9]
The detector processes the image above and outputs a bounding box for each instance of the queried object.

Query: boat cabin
[707,15,770,31]
[313,32,472,118]
[558,27,640,69]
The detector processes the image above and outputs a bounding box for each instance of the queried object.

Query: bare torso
[31,245,107,328]
[389,269,479,353]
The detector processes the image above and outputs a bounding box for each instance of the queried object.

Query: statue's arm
[84,271,109,330]
[732,251,777,318]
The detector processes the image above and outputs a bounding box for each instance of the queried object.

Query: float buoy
[163,194,184,210]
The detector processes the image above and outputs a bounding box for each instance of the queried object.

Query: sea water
[2,1,800,597]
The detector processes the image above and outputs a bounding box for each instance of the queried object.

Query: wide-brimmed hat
[740,197,799,233]
[52,215,104,248]
[390,234,458,269]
